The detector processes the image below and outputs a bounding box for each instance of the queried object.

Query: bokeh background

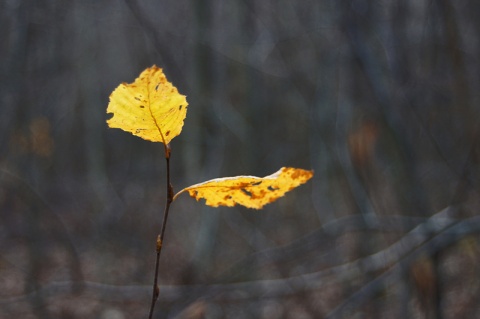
[1,0,480,318]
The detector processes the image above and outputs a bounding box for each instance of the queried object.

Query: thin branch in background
[211,212,455,285]
[5,209,479,312]
[164,205,460,318]
[325,212,480,319]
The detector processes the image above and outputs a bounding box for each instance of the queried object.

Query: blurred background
[1,0,480,318]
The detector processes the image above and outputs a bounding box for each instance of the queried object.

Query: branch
[215,210,456,282]
[2,210,476,308]
[325,212,478,318]
[6,207,478,310]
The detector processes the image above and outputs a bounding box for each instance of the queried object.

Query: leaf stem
[148,144,174,319]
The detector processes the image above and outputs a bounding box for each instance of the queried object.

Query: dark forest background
[1,0,480,318]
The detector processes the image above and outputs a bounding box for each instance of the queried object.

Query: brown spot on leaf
[241,188,252,197]
[250,189,266,199]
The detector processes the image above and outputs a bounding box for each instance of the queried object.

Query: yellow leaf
[106,65,188,144]
[174,167,314,209]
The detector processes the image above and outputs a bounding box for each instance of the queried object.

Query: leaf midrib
[146,73,166,144]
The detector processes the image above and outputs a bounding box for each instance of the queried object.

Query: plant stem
[148,144,174,319]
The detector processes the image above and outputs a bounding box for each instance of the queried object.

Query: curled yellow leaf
[106,65,188,144]
[174,167,314,209]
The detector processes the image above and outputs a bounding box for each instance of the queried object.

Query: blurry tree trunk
[388,2,418,318]
[187,0,224,280]
[0,0,29,154]
[437,0,478,202]
[243,0,266,173]
[73,3,108,206]
[339,3,384,317]
[182,0,210,187]
[339,1,440,317]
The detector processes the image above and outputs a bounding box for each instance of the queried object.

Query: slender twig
[148,144,174,319]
